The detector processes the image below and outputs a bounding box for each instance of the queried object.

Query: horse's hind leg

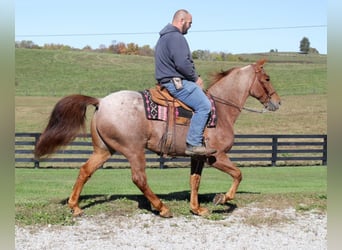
[128,153,172,218]
[68,147,111,216]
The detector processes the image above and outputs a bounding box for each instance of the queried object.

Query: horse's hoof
[213,193,226,205]
[71,207,83,217]
[197,207,210,216]
[191,207,210,216]
[159,209,173,218]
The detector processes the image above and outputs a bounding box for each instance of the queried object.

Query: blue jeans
[162,80,211,146]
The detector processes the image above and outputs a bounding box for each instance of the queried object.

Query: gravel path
[15,207,326,250]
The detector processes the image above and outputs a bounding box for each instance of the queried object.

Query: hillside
[15,48,327,134]
[15,48,326,97]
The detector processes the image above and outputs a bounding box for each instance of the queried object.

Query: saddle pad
[141,89,217,127]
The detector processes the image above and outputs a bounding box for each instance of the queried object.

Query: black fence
[15,133,327,168]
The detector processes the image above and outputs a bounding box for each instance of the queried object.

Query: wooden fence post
[159,155,165,169]
[34,134,40,169]
[271,135,278,166]
[323,135,327,165]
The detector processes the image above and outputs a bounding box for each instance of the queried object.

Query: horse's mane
[207,67,237,88]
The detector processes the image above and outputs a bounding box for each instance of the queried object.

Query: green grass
[15,166,327,225]
[15,48,327,134]
[15,48,327,97]
[16,94,327,134]
[15,49,155,96]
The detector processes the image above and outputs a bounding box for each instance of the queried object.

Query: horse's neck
[209,66,254,125]
[211,66,252,106]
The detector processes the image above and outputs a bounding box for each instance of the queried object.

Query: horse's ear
[257,58,267,66]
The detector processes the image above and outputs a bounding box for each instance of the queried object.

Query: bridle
[251,66,277,105]
[209,65,274,113]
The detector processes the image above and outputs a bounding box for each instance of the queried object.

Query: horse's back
[98,90,144,115]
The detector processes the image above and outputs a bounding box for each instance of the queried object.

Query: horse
[34,59,281,218]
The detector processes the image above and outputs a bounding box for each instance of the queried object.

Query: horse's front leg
[212,153,242,205]
[189,157,209,216]
[68,150,111,216]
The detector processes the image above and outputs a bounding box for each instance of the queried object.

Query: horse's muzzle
[266,99,281,111]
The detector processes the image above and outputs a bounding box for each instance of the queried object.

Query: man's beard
[182,24,188,34]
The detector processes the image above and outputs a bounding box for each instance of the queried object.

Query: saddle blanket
[141,89,217,127]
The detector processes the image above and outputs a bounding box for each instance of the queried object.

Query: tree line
[15,36,319,61]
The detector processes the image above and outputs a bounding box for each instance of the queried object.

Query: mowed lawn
[15,166,327,225]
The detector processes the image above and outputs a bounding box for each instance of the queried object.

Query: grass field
[15,166,326,225]
[15,49,327,225]
[15,48,326,97]
[15,48,327,134]
[15,94,327,134]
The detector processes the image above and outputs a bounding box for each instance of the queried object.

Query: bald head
[172,9,192,34]
[173,9,189,21]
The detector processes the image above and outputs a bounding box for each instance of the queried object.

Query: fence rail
[15,133,327,168]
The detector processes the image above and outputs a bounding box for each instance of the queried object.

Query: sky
[15,0,327,54]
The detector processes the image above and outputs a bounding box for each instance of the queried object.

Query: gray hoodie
[154,23,199,82]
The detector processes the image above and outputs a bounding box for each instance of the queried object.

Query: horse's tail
[34,94,99,159]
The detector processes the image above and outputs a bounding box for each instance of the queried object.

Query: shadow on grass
[59,191,259,215]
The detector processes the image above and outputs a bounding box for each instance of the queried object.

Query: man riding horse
[154,9,217,156]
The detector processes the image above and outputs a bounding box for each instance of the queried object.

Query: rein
[210,95,267,113]
[242,106,268,113]
[208,68,268,114]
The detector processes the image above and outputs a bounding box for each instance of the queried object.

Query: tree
[82,45,92,51]
[15,40,40,49]
[138,45,154,56]
[192,49,211,60]
[98,44,107,52]
[126,43,139,55]
[109,42,127,54]
[299,37,310,54]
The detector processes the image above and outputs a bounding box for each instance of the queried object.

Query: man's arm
[169,35,198,82]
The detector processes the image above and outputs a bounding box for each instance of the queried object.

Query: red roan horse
[34,59,281,218]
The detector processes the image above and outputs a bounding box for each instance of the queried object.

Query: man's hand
[196,76,204,89]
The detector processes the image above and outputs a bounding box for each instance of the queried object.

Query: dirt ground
[16,206,327,250]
